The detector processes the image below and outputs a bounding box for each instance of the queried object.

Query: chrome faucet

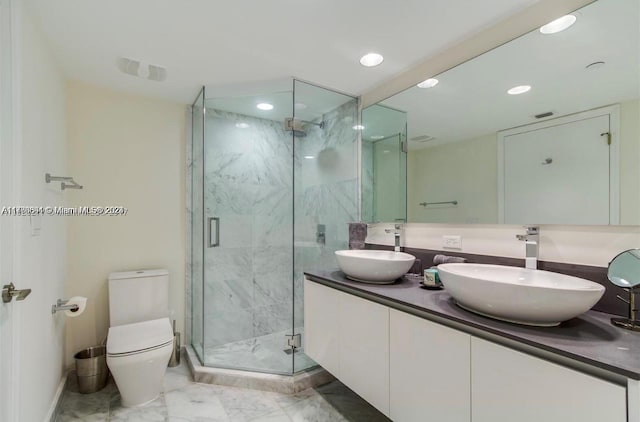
[385,223,402,252]
[516,226,539,269]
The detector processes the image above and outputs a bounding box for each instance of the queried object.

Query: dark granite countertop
[305,269,640,381]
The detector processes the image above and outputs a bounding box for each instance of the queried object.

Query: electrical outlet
[443,235,462,249]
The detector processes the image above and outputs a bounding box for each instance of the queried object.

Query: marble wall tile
[205,247,252,283]
[205,276,254,312]
[204,306,254,348]
[253,301,292,339]
[254,270,292,310]
[205,180,255,216]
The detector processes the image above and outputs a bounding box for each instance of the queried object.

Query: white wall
[16,6,68,421]
[367,223,640,268]
[408,133,497,224]
[65,81,186,367]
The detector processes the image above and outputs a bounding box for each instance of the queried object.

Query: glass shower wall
[292,81,359,372]
[372,134,407,222]
[190,79,358,376]
[361,104,408,222]
[190,88,205,362]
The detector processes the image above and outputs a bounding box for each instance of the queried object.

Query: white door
[499,106,619,225]
[1,0,16,420]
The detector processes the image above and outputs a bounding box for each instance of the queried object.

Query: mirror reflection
[608,249,640,288]
[362,0,640,225]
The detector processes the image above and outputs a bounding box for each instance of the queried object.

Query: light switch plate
[443,235,462,249]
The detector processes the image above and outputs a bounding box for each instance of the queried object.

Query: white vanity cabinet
[304,279,342,376]
[305,278,631,422]
[471,337,627,422]
[338,292,390,416]
[304,279,390,416]
[389,309,471,422]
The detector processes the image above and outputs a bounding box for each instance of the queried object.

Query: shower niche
[189,79,359,375]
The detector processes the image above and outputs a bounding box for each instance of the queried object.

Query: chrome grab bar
[45,173,83,190]
[419,200,458,207]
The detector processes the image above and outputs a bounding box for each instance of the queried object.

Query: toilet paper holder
[51,298,79,314]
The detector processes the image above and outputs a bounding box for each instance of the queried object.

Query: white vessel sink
[335,250,415,284]
[438,263,605,326]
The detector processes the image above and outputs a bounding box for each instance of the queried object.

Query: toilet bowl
[106,317,173,407]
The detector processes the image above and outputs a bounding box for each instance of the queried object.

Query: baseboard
[44,371,69,422]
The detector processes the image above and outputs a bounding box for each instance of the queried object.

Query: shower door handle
[208,217,220,247]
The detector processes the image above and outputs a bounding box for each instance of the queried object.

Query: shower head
[284,118,325,138]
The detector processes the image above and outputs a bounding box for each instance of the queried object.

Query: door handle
[208,217,220,248]
[2,283,32,303]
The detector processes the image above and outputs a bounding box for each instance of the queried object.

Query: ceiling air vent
[410,135,435,143]
[117,57,167,82]
[534,111,554,119]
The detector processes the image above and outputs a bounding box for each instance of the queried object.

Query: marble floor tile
[165,360,194,392]
[281,394,347,422]
[205,385,286,422]
[55,379,114,422]
[246,408,292,422]
[57,364,386,422]
[164,383,228,420]
[109,393,168,422]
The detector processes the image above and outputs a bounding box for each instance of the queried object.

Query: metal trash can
[168,331,181,367]
[74,345,108,394]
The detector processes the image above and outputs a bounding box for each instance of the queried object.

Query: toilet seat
[107,317,173,357]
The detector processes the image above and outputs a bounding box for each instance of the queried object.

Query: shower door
[200,84,296,375]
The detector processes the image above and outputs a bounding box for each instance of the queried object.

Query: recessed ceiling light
[371,135,385,140]
[352,125,365,130]
[507,85,531,95]
[359,53,384,67]
[304,155,315,159]
[417,78,439,89]
[540,15,576,34]
[383,150,391,154]
[295,103,307,109]
[235,122,250,129]
[256,103,274,111]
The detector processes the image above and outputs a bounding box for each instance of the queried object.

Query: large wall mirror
[361,0,639,225]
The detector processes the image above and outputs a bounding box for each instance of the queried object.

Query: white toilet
[106,269,174,407]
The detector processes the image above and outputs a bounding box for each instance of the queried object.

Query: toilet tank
[108,269,169,327]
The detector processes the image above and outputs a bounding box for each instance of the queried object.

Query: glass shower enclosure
[361,104,408,223]
[190,79,358,375]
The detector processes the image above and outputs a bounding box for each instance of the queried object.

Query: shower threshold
[203,329,314,373]
[184,344,334,394]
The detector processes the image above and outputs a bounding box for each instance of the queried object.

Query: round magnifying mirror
[608,249,640,288]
